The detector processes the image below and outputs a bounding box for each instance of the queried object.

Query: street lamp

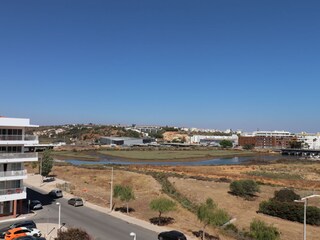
[130,232,136,240]
[294,194,320,240]
[56,202,61,232]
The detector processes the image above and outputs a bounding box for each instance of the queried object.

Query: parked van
[49,189,63,198]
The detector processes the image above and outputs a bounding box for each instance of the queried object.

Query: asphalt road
[3,186,159,240]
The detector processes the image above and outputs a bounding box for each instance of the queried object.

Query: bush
[259,200,320,225]
[229,180,260,199]
[273,188,300,202]
[219,140,233,148]
[249,219,280,240]
[55,228,93,240]
[243,144,254,150]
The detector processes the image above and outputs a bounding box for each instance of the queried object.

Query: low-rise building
[99,137,155,146]
[190,134,238,146]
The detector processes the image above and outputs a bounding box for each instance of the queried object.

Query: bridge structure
[281,148,320,156]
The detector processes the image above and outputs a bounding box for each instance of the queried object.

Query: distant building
[0,117,38,218]
[239,131,295,149]
[191,134,238,146]
[99,137,155,146]
[297,133,320,149]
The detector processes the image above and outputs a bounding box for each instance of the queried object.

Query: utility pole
[110,167,113,211]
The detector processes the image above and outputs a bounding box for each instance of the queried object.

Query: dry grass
[26,161,320,240]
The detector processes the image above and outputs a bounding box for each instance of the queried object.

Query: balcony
[0,152,38,163]
[0,135,38,145]
[0,187,27,201]
[0,170,27,181]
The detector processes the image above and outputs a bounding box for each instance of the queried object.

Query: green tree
[289,140,302,149]
[113,185,135,214]
[249,219,280,240]
[149,197,177,225]
[55,228,93,240]
[197,198,230,240]
[229,180,260,199]
[219,140,233,148]
[41,150,54,177]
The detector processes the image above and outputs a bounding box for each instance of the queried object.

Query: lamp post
[294,194,320,240]
[56,202,61,232]
[130,232,136,240]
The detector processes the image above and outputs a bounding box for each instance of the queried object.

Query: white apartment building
[0,117,38,217]
[297,133,320,150]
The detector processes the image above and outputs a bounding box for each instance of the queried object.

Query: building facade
[0,117,38,217]
[239,131,295,149]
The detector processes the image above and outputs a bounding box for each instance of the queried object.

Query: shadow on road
[25,187,56,208]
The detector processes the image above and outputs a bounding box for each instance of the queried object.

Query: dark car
[0,220,36,238]
[68,198,84,207]
[158,231,187,240]
[48,189,63,198]
[12,236,46,240]
[30,200,43,210]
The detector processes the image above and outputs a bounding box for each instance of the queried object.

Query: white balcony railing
[0,152,38,159]
[0,135,38,141]
[0,187,26,196]
[0,170,27,178]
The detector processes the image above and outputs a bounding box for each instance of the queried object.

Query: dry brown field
[27,161,320,240]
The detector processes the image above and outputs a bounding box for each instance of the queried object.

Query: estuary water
[62,154,296,166]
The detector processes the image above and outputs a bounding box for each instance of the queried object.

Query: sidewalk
[25,174,197,240]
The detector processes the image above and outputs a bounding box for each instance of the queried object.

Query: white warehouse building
[190,134,239,146]
[0,117,38,218]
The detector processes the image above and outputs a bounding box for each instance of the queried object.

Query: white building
[297,133,320,149]
[190,134,239,146]
[0,117,38,217]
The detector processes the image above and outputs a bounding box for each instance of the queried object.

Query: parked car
[30,200,42,210]
[4,227,41,240]
[13,236,46,240]
[49,189,63,198]
[0,221,36,238]
[68,198,84,207]
[158,231,187,240]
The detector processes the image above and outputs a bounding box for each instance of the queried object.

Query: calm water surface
[62,155,297,166]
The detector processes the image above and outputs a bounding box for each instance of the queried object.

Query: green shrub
[249,219,280,240]
[259,200,320,225]
[273,188,300,202]
[229,180,260,199]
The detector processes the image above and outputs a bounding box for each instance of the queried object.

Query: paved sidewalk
[25,174,197,240]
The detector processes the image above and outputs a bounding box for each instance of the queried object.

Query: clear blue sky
[1,1,319,132]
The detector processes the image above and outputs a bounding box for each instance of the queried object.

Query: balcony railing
[0,152,38,159]
[0,187,26,196]
[0,170,27,178]
[0,135,38,141]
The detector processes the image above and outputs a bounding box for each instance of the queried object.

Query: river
[60,154,299,166]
